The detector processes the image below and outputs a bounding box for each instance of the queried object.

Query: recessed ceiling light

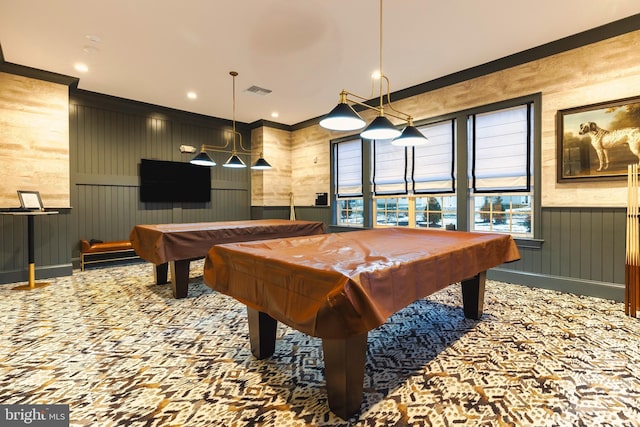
[187,91,197,100]
[271,112,279,118]
[82,45,99,54]
[74,63,89,73]
[85,34,101,43]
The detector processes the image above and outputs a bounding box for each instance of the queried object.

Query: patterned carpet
[1,261,640,426]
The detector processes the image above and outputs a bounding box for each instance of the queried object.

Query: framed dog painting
[557,95,640,182]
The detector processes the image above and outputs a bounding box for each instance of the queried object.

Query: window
[337,198,365,226]
[471,194,532,234]
[373,141,407,195]
[469,103,534,237]
[331,95,539,239]
[470,104,531,192]
[335,139,362,197]
[371,120,457,229]
[334,139,364,227]
[413,121,455,194]
[415,195,457,229]
[375,196,409,226]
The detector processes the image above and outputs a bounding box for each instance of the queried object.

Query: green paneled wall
[66,91,253,265]
[491,207,625,301]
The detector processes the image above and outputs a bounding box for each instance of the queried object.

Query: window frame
[329,93,542,241]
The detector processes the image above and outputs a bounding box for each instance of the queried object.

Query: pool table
[203,227,520,418]
[130,219,326,298]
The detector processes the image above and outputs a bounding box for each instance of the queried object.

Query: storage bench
[80,239,138,271]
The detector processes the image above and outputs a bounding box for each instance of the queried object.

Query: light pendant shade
[360,115,401,140]
[319,103,366,131]
[251,156,272,170]
[223,154,246,168]
[190,151,216,166]
[392,125,429,146]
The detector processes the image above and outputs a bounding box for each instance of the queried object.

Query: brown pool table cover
[204,228,520,339]
[130,219,326,265]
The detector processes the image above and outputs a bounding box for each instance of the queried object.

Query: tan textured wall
[0,72,70,207]
[286,29,640,208]
[251,126,292,206]
[290,125,332,206]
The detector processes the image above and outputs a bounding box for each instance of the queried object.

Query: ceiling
[1,1,640,126]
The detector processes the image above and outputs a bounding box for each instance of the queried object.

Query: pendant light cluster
[319,0,428,147]
[189,71,272,169]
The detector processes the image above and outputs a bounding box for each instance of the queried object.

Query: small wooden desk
[1,211,59,290]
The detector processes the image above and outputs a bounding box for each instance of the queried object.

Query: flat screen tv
[140,159,211,203]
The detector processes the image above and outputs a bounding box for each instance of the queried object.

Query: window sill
[513,237,544,249]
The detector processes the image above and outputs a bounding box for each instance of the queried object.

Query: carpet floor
[1,261,640,426]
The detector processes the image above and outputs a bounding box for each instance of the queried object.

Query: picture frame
[17,190,44,210]
[557,95,640,182]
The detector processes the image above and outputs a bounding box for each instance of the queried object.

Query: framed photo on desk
[17,190,44,211]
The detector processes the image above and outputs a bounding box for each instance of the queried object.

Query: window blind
[471,104,531,192]
[373,140,407,195]
[413,120,455,193]
[335,139,362,197]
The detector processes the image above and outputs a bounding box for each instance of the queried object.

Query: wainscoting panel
[496,207,626,300]
[0,211,72,283]
[66,92,253,267]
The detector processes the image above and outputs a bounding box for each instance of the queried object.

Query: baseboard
[0,264,73,285]
[488,268,624,302]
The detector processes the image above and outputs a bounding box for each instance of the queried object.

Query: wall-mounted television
[140,159,211,203]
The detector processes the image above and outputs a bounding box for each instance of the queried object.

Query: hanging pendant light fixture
[190,148,216,166]
[251,153,272,170]
[320,0,428,146]
[223,71,247,168]
[188,71,272,170]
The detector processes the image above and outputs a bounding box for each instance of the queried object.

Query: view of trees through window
[472,195,532,234]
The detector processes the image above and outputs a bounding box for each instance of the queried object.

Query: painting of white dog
[578,122,640,171]
[559,99,640,180]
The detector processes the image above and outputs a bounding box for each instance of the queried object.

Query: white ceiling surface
[1,1,640,126]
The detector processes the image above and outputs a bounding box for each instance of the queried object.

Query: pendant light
[320,0,428,146]
[187,71,272,169]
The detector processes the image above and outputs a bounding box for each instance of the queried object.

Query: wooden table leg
[170,260,191,299]
[154,263,169,285]
[461,270,486,320]
[322,333,367,420]
[247,307,277,359]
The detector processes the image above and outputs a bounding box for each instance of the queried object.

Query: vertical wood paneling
[601,209,616,281]
[540,209,552,275]
[613,210,626,284]
[579,210,592,279]
[500,207,626,286]
[0,213,70,276]
[66,98,252,263]
[569,209,581,277]
[548,208,562,275]
[590,211,604,281]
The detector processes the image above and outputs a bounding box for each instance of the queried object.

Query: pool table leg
[247,308,277,359]
[170,259,191,299]
[154,263,169,284]
[461,270,486,320]
[322,333,368,420]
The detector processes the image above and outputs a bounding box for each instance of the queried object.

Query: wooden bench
[80,239,138,271]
